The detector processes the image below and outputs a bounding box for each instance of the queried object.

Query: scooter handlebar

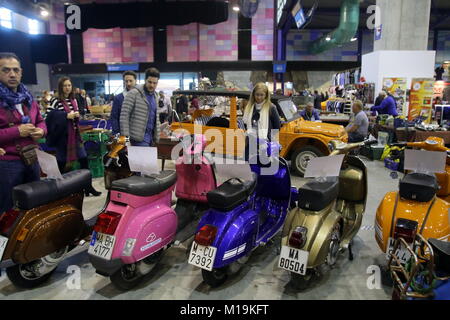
[364,139,378,147]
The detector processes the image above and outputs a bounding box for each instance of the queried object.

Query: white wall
[28,63,51,98]
[362,50,436,95]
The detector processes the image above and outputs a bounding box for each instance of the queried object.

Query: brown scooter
[279,139,376,289]
[0,136,130,288]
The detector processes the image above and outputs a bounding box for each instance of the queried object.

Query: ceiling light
[40,9,49,17]
[233,6,240,12]
[325,36,331,41]
[351,37,357,42]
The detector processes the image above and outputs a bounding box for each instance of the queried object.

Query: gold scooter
[279,139,376,289]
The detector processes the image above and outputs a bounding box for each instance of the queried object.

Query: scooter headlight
[328,142,335,152]
[122,238,136,257]
[328,140,339,152]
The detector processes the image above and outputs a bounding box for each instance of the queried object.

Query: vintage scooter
[0,137,132,288]
[0,169,94,288]
[88,134,217,290]
[188,136,297,287]
[375,147,450,265]
[391,137,450,202]
[279,139,376,290]
[389,234,450,300]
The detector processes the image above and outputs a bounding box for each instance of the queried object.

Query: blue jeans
[348,132,366,143]
[0,160,40,213]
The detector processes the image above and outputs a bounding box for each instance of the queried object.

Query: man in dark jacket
[313,90,322,109]
[75,87,88,116]
[0,52,47,214]
[175,93,188,119]
[111,71,137,135]
[300,102,321,121]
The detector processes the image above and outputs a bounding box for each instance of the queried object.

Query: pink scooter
[88,135,217,290]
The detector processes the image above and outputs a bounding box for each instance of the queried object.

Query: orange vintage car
[170,90,348,176]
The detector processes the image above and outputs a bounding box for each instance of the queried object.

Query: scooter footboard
[210,209,258,269]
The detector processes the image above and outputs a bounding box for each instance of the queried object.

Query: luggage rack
[388,234,450,300]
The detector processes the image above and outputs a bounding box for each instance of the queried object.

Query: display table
[79,119,112,131]
[156,131,178,170]
[370,124,396,141]
[396,128,450,144]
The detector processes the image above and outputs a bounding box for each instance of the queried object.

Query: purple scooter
[187,139,297,287]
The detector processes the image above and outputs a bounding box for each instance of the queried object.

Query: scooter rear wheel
[202,267,228,288]
[6,263,56,289]
[290,269,315,291]
[110,263,143,291]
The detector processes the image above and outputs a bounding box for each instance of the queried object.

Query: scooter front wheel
[6,263,57,288]
[110,263,143,291]
[202,267,228,288]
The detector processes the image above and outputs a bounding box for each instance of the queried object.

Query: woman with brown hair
[243,82,281,161]
[45,77,101,196]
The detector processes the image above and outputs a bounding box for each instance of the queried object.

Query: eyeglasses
[1,67,22,75]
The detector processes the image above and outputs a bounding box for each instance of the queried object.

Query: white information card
[36,149,63,179]
[127,146,159,176]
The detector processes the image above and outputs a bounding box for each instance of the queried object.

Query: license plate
[386,237,412,264]
[0,235,8,260]
[278,245,309,275]
[188,242,217,271]
[88,231,116,260]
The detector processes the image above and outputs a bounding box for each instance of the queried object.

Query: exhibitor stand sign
[408,78,435,123]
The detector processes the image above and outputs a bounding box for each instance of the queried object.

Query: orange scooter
[375,137,450,263]
[392,137,450,202]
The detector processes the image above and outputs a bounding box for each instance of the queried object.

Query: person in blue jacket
[111,71,137,135]
[300,102,321,121]
[371,91,398,116]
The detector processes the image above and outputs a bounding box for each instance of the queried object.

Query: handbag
[6,106,38,166]
[18,144,38,166]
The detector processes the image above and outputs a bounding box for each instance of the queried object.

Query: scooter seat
[111,170,177,197]
[298,177,339,211]
[429,238,450,274]
[399,173,438,202]
[207,174,257,212]
[12,169,92,211]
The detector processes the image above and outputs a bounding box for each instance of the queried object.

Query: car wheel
[291,146,324,177]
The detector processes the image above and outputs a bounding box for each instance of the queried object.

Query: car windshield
[277,99,300,122]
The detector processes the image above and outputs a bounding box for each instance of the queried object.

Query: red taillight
[194,225,217,247]
[94,212,122,235]
[289,226,308,249]
[0,209,20,234]
[394,218,418,244]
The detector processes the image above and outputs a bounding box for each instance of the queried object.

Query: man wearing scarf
[0,52,47,214]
